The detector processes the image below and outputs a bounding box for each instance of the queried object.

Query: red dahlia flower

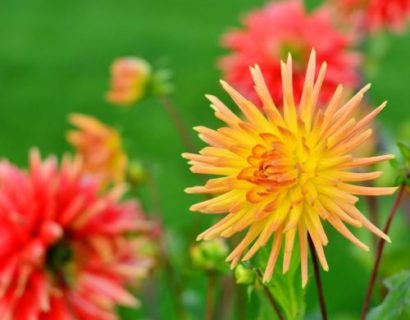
[0,150,154,320]
[220,0,360,107]
[333,0,410,31]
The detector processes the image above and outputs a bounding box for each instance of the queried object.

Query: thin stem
[365,195,380,250]
[255,269,284,320]
[158,95,196,152]
[361,184,406,320]
[365,179,381,250]
[309,237,328,320]
[217,276,235,320]
[235,282,247,320]
[205,271,218,320]
[143,169,189,320]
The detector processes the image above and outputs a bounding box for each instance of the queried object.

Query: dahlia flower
[220,0,360,107]
[107,57,151,106]
[184,51,396,286]
[67,114,128,186]
[0,150,154,319]
[333,0,410,31]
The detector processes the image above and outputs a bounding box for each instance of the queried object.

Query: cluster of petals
[333,0,410,31]
[67,113,128,186]
[107,57,151,106]
[219,0,360,107]
[0,150,155,319]
[184,50,396,286]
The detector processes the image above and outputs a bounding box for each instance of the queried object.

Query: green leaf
[256,247,306,320]
[389,158,400,170]
[398,142,410,162]
[367,270,410,320]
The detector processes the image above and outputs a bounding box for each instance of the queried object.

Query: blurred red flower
[219,0,360,107]
[0,150,154,319]
[334,0,410,32]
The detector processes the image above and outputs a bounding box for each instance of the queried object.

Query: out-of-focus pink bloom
[0,150,155,319]
[219,0,360,107]
[333,0,410,31]
[107,57,151,106]
[67,113,127,186]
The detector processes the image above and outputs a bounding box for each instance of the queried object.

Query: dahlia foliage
[0,151,154,319]
[184,51,396,285]
[220,0,360,107]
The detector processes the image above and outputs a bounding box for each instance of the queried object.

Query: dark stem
[235,283,248,320]
[216,276,235,320]
[205,271,218,320]
[309,237,328,320]
[361,184,406,320]
[255,269,284,320]
[365,195,380,250]
[365,179,381,250]
[158,95,196,152]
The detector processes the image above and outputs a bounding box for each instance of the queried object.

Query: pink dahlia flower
[0,150,154,320]
[219,0,360,107]
[333,0,410,31]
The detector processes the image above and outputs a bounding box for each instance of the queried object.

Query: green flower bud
[234,264,256,285]
[190,239,229,271]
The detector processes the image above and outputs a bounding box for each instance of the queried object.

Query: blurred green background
[0,0,409,319]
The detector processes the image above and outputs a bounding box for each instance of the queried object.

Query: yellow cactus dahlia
[183,51,396,286]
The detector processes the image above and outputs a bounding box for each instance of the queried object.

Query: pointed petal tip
[379,101,388,108]
[310,48,317,57]
[219,79,228,87]
[262,274,271,284]
[184,187,195,194]
[362,83,372,91]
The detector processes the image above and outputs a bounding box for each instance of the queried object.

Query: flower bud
[107,57,151,106]
[234,264,256,285]
[126,160,147,186]
[190,239,228,271]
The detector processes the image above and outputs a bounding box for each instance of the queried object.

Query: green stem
[255,268,284,320]
[361,184,406,319]
[158,95,196,152]
[309,237,328,320]
[205,270,218,320]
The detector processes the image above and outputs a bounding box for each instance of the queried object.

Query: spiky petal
[0,150,155,319]
[184,50,396,287]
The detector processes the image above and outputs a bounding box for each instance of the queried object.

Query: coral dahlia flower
[184,51,396,286]
[333,0,410,31]
[0,150,154,319]
[67,114,128,186]
[107,57,151,106]
[220,0,360,107]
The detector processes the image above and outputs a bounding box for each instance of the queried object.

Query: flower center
[46,240,74,287]
[239,137,318,198]
[279,42,307,69]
